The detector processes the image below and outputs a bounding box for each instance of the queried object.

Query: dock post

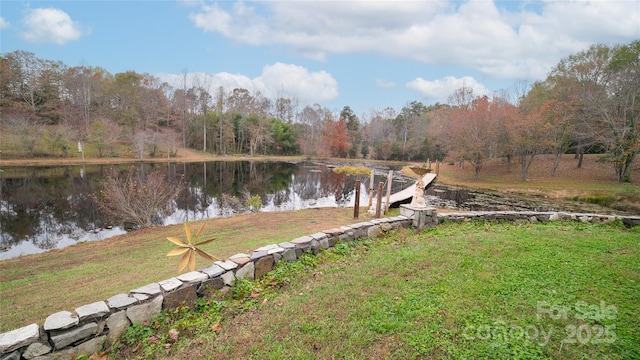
[375,182,383,218]
[384,170,393,214]
[368,170,374,208]
[354,180,360,218]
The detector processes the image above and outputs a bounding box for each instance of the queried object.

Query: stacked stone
[399,205,438,229]
[5,209,635,359]
[0,216,412,360]
[438,211,640,227]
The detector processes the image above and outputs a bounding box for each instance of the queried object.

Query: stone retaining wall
[0,216,411,360]
[1,209,638,360]
[438,210,640,227]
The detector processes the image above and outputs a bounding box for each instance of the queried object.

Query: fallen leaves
[88,352,108,360]
[71,352,108,360]
[211,321,222,332]
[169,329,179,342]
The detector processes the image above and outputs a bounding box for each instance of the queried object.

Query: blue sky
[1,0,639,117]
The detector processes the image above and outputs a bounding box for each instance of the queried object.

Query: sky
[1,0,639,117]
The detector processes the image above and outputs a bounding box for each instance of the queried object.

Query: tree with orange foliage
[322,116,349,158]
[520,81,576,177]
[504,105,551,181]
[444,88,501,180]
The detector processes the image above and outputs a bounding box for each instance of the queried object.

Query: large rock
[33,336,105,360]
[235,262,255,281]
[201,264,225,278]
[44,312,78,331]
[215,260,238,271]
[197,277,224,297]
[163,284,197,310]
[282,248,297,262]
[367,225,381,238]
[126,296,163,325]
[130,283,161,297]
[291,236,312,247]
[158,278,183,292]
[220,271,235,286]
[0,351,20,360]
[75,302,109,322]
[229,253,252,266]
[50,323,97,350]
[105,311,130,346]
[106,294,137,310]
[254,256,274,278]
[250,250,268,260]
[309,232,328,241]
[176,271,207,283]
[0,323,40,353]
[23,342,51,359]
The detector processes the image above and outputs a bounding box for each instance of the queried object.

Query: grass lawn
[0,207,363,332]
[114,220,639,359]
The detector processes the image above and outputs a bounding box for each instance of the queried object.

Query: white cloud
[189,2,268,46]
[21,8,87,45]
[188,0,640,80]
[0,17,9,29]
[406,76,490,103]
[157,63,338,104]
[256,63,338,102]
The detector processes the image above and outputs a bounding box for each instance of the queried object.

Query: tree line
[1,40,637,181]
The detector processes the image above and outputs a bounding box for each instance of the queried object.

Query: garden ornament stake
[166,223,219,272]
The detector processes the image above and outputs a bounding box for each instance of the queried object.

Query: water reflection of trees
[0,161,388,257]
[174,161,299,219]
[0,166,104,250]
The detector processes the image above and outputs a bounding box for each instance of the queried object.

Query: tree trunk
[551,152,561,177]
[576,146,584,169]
[622,154,635,182]
[520,154,536,181]
[506,155,512,173]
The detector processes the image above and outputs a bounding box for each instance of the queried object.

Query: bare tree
[97,169,184,228]
[10,116,43,157]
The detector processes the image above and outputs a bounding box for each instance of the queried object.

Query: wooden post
[354,180,360,218]
[384,170,393,214]
[375,181,383,218]
[368,169,374,207]
[436,160,440,175]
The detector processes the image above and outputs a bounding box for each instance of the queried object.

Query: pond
[0,161,412,260]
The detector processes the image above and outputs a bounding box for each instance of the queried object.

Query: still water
[0,161,409,260]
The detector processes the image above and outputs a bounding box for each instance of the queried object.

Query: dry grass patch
[0,207,363,332]
[431,154,640,213]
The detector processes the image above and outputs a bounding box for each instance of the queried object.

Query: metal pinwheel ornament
[166,223,219,272]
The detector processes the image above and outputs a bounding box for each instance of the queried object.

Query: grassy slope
[0,208,362,332]
[435,154,639,195]
[431,154,640,214]
[135,221,639,359]
[1,152,638,333]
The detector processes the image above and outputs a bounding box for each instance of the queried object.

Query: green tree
[269,117,298,155]
[340,106,361,158]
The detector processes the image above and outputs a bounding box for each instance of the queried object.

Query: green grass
[113,221,640,359]
[0,208,361,332]
[332,165,371,176]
